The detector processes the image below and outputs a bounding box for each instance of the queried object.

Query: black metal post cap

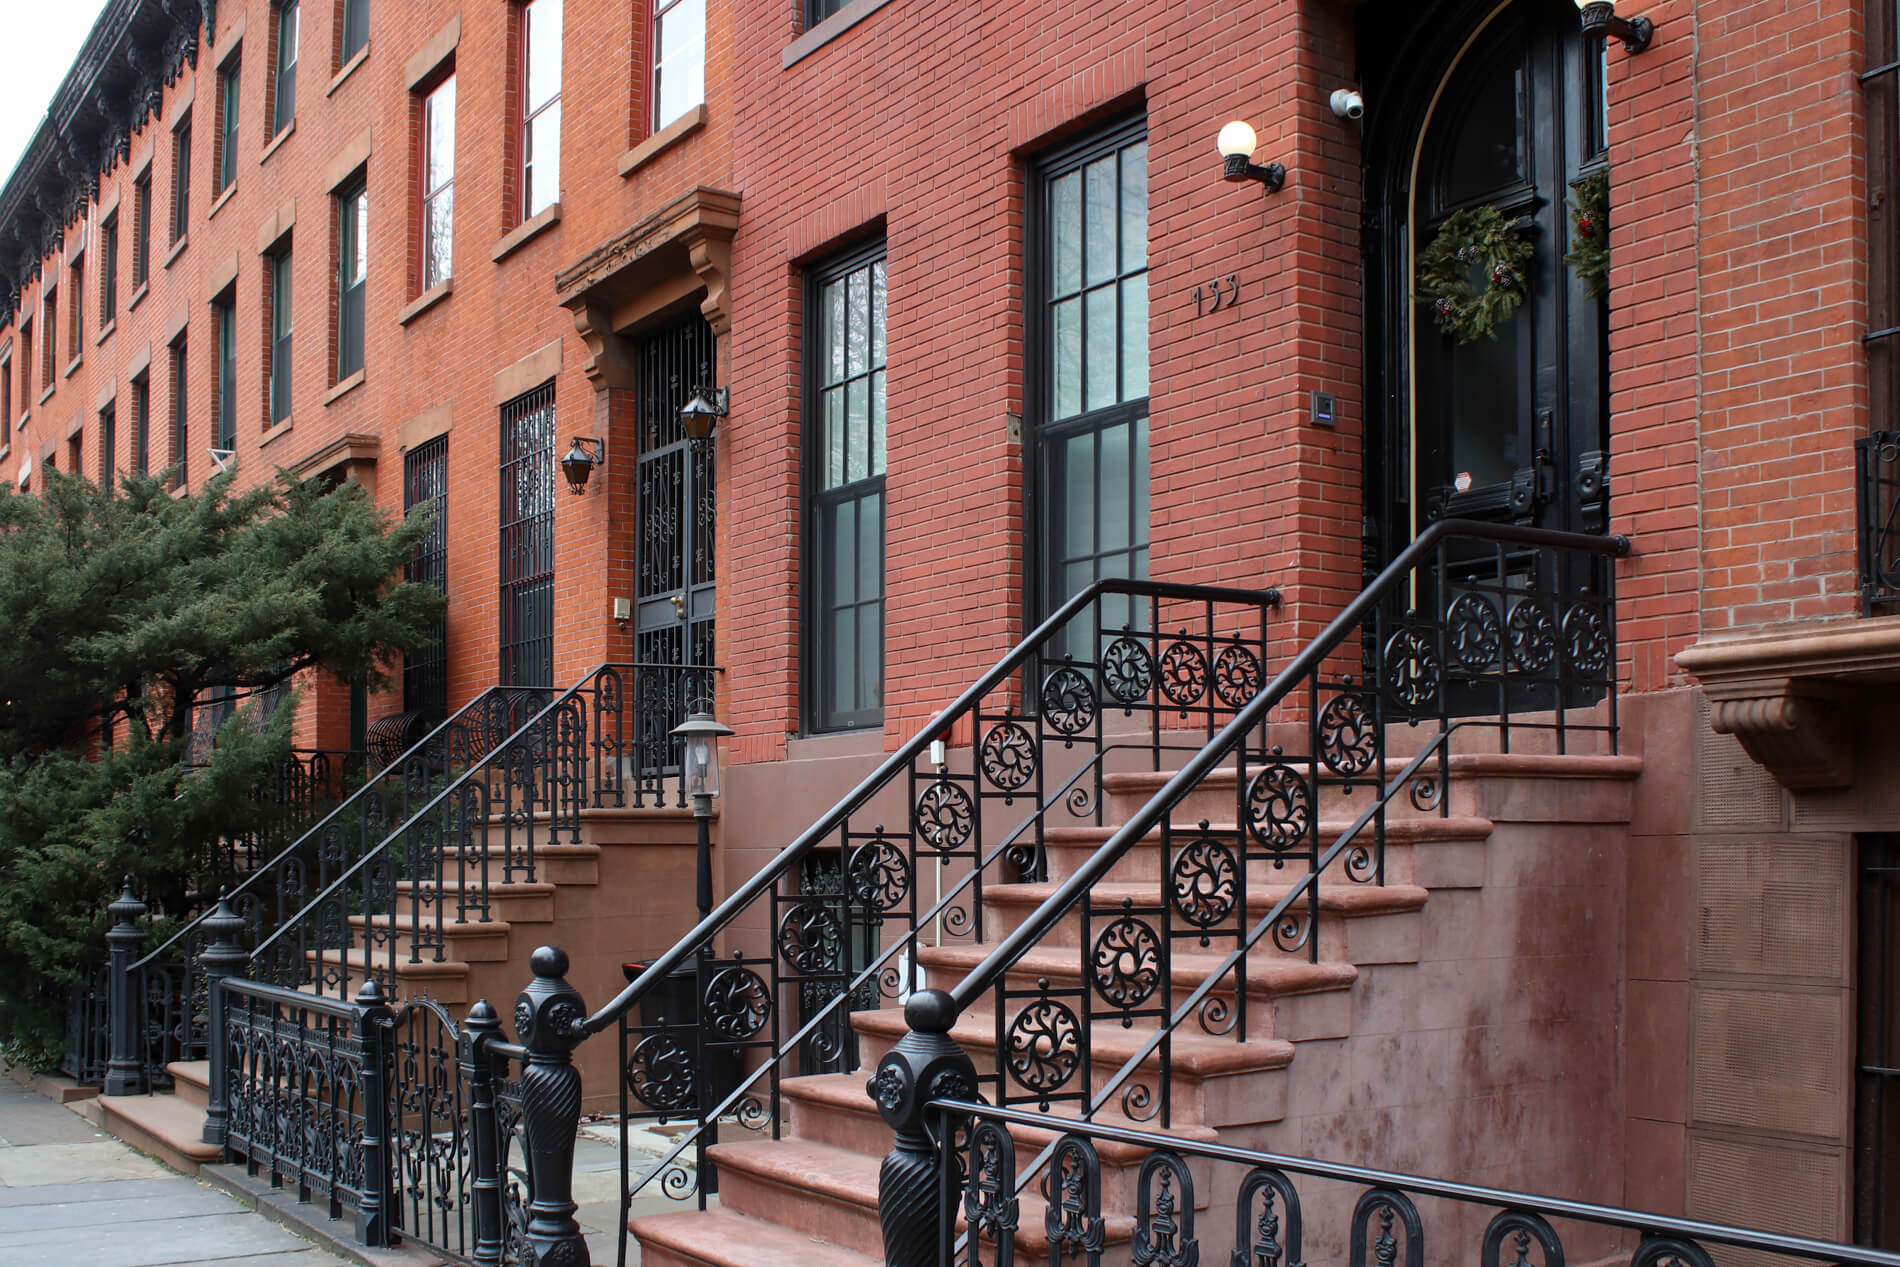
[530,945,570,979]
[904,988,957,1034]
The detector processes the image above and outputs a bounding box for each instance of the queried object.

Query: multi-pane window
[273,1,299,135]
[66,253,83,357]
[169,337,188,488]
[340,0,368,65]
[99,214,118,320]
[806,246,886,731]
[171,112,192,245]
[217,57,240,193]
[807,0,848,24]
[132,172,152,287]
[214,297,236,453]
[335,179,366,379]
[519,0,562,221]
[499,385,555,687]
[269,251,293,425]
[40,287,56,387]
[1035,117,1149,633]
[100,400,116,488]
[403,436,449,720]
[131,373,149,475]
[653,0,703,131]
[421,75,455,290]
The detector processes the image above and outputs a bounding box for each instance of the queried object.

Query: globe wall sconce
[1577,0,1654,52]
[1216,121,1286,194]
[560,436,604,494]
[679,386,729,441]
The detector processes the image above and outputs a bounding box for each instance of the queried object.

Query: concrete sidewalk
[0,1075,349,1266]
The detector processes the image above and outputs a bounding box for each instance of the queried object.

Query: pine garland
[1416,206,1535,343]
[1563,170,1610,299]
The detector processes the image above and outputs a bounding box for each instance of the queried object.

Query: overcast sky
[0,4,117,189]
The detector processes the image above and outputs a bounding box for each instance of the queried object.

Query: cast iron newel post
[103,878,149,1097]
[871,989,978,1267]
[198,893,247,1146]
[515,946,590,1267]
[462,999,505,1267]
[354,978,396,1248]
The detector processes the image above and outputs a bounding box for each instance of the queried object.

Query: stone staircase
[628,745,1641,1266]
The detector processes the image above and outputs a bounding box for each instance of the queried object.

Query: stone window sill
[397,278,454,325]
[492,203,562,263]
[324,370,366,406]
[163,236,189,270]
[127,282,150,314]
[261,416,293,448]
[618,105,706,178]
[38,384,55,407]
[784,0,895,67]
[16,409,28,431]
[95,319,116,348]
[63,353,82,379]
[208,183,238,221]
[260,120,297,165]
[328,45,370,97]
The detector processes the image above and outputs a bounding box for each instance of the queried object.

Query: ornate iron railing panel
[1859,431,1900,613]
[60,959,110,1085]
[928,1099,1900,1267]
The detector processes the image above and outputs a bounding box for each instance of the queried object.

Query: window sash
[653,0,704,132]
[340,0,368,63]
[100,218,118,318]
[336,184,366,379]
[40,289,56,385]
[218,62,240,192]
[131,376,149,475]
[67,255,83,355]
[132,177,152,286]
[270,253,293,424]
[100,401,115,487]
[170,340,189,488]
[274,1,299,133]
[422,76,455,290]
[520,0,562,220]
[171,117,192,245]
[215,301,236,452]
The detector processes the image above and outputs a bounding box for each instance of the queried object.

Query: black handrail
[947,519,1629,1013]
[579,577,1281,1035]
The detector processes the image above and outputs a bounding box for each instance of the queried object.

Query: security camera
[1330,89,1364,120]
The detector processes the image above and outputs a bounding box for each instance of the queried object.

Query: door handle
[669,594,686,620]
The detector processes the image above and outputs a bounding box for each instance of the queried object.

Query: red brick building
[4,0,1899,1258]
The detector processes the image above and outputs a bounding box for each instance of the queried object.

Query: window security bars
[402,435,449,721]
[1859,835,1900,1248]
[500,384,555,688]
[1859,432,1900,613]
[1867,0,1900,614]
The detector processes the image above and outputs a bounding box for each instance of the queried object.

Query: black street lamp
[671,709,734,943]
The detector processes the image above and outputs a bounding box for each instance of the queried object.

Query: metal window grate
[1863,0,1900,611]
[1857,834,1900,1248]
[499,385,555,687]
[403,436,449,720]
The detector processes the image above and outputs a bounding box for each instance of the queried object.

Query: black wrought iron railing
[925,1098,1900,1267]
[1858,431,1900,613]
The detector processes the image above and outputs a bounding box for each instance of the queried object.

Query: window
[1033,117,1149,635]
[66,252,83,357]
[214,296,236,453]
[1860,835,1900,1247]
[100,214,118,321]
[340,0,368,65]
[519,0,561,221]
[169,337,188,488]
[67,432,81,479]
[18,320,31,406]
[132,172,152,287]
[217,56,240,193]
[807,0,848,24]
[499,384,555,687]
[653,0,703,131]
[805,245,886,732]
[171,112,192,245]
[268,250,293,425]
[39,287,56,388]
[100,400,116,488]
[420,74,455,290]
[403,435,449,720]
[273,1,299,135]
[335,179,366,379]
[131,373,149,475]
[1,354,11,432]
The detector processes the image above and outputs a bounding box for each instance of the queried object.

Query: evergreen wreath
[1417,206,1534,343]
[1563,170,1610,299]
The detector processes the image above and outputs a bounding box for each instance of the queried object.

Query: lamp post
[671,709,734,943]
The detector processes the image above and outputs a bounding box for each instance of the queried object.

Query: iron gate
[1859,834,1900,1248]
[633,315,717,709]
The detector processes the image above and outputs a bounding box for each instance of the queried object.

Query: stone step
[96,1089,220,1175]
[980,879,1431,965]
[302,947,471,1004]
[630,1207,881,1267]
[913,942,1358,1041]
[165,1060,210,1112]
[393,878,558,922]
[346,912,513,963]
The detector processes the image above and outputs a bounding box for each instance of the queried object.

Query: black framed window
[653,0,703,131]
[403,435,449,720]
[805,244,886,732]
[807,0,848,25]
[214,296,236,452]
[132,171,152,287]
[66,252,83,357]
[131,373,149,475]
[217,56,240,194]
[40,286,56,387]
[99,400,115,488]
[273,0,299,135]
[1,355,11,432]
[269,250,292,425]
[499,384,555,687]
[1032,116,1149,636]
[1860,835,1900,1248]
[169,337,188,488]
[519,0,562,221]
[99,213,118,320]
[421,74,455,290]
[340,0,369,64]
[171,112,192,246]
[335,178,366,380]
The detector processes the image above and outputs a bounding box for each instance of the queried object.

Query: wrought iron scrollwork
[1103,635,1156,704]
[1350,1188,1425,1267]
[849,835,912,912]
[1171,834,1239,936]
[965,1119,1020,1261]
[916,779,976,853]
[1159,640,1211,709]
[1318,693,1379,777]
[776,901,845,974]
[1246,764,1313,851]
[1004,992,1080,1103]
[1381,628,1442,712]
[980,722,1038,794]
[1042,1135,1106,1265]
[1506,600,1558,674]
[1480,1210,1566,1267]
[1233,1166,1305,1267]
[703,967,773,1042]
[1445,593,1502,672]
[1041,665,1098,737]
[1090,907,1163,1013]
[1214,644,1265,709]
[1559,604,1609,677]
[1131,1152,1198,1267]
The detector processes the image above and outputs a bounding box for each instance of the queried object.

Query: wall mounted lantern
[1576,0,1654,52]
[560,436,604,494]
[1216,121,1286,194]
[679,386,729,441]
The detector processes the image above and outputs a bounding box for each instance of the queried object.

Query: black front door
[633,314,717,674]
[1367,0,1609,561]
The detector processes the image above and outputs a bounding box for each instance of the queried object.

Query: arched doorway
[1362,0,1610,570]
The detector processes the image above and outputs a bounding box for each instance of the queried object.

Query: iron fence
[1858,431,1900,613]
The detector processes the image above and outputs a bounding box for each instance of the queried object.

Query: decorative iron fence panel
[1859,432,1900,613]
